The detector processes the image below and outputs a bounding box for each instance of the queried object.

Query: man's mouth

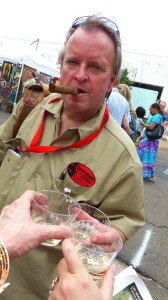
[75,88,86,94]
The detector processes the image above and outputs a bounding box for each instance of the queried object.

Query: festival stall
[0,47,60,111]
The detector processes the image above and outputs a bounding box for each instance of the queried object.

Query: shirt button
[32,172,37,178]
[7,158,10,162]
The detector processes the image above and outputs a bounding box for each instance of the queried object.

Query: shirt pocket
[54,172,95,201]
[0,149,26,198]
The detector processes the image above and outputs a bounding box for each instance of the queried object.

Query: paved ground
[117,145,168,300]
[0,110,167,300]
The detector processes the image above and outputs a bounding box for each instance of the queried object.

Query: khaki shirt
[0,93,144,300]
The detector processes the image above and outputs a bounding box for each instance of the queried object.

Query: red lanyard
[18,97,109,153]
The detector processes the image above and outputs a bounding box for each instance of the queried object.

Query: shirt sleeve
[0,98,24,164]
[151,114,162,124]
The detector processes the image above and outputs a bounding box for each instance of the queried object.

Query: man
[0,15,144,300]
[107,84,137,143]
[106,86,130,126]
[22,71,36,95]
[159,100,168,123]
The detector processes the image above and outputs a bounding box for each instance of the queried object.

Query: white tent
[0,46,60,77]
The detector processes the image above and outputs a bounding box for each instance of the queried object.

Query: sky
[1,0,168,58]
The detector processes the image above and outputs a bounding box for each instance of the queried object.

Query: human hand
[122,114,129,127]
[48,239,115,300]
[138,134,144,140]
[90,224,123,253]
[122,115,131,135]
[77,209,124,250]
[140,121,146,127]
[0,190,71,258]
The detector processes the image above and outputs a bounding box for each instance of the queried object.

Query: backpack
[129,113,137,143]
[13,82,78,136]
[14,85,47,136]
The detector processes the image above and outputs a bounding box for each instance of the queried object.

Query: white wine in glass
[31,190,81,246]
[72,220,123,286]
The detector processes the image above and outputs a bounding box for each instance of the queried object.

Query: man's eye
[67,60,78,65]
[90,64,101,70]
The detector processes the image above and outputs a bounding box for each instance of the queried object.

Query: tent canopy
[0,46,60,77]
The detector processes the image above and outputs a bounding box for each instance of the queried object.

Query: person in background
[137,103,164,182]
[22,71,36,95]
[106,82,130,126]
[159,100,168,123]
[0,15,144,300]
[155,99,161,104]
[2,66,10,81]
[135,106,146,137]
[118,83,131,102]
[119,84,137,143]
[0,191,114,300]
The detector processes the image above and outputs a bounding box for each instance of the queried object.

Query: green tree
[120,68,134,87]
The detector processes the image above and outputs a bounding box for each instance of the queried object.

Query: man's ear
[106,75,117,94]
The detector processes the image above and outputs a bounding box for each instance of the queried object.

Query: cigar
[49,83,79,95]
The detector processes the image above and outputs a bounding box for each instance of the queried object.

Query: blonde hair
[118,84,136,116]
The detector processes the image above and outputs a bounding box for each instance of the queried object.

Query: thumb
[100,265,115,300]
[36,224,71,243]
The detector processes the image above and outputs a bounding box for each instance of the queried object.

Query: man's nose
[74,66,88,82]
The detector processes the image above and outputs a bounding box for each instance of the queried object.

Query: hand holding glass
[72,220,123,286]
[31,190,80,246]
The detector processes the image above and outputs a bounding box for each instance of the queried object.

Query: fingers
[56,258,69,278]
[61,239,87,274]
[77,210,94,221]
[12,191,45,212]
[91,229,117,244]
[18,190,48,207]
[33,192,48,205]
[100,265,115,300]
[36,225,71,243]
[91,229,123,252]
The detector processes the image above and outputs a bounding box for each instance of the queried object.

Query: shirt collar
[40,95,107,140]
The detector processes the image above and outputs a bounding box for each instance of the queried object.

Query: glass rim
[38,190,72,199]
[78,203,111,223]
[32,194,81,217]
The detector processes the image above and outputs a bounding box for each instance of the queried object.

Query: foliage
[120,68,134,87]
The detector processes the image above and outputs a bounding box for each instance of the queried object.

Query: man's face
[160,101,167,110]
[60,28,117,115]
[28,72,33,79]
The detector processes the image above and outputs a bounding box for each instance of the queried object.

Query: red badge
[67,163,96,187]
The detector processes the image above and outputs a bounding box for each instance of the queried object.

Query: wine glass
[71,219,123,286]
[31,190,81,246]
[77,203,111,225]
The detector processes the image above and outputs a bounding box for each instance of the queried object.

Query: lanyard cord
[18,97,109,153]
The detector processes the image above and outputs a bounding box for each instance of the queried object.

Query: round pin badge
[67,162,96,187]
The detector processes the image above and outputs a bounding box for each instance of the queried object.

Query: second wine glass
[71,219,123,286]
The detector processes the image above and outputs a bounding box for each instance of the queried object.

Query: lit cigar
[49,83,79,95]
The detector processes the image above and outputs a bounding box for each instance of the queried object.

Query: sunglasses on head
[72,16,120,35]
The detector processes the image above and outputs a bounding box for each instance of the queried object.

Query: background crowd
[106,83,168,182]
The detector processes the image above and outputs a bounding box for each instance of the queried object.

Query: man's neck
[59,106,99,135]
